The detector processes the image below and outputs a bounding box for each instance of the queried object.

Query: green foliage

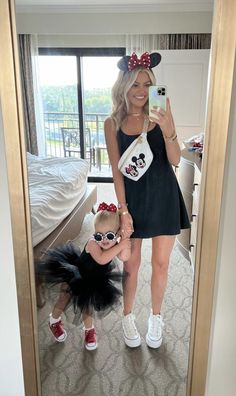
[41,85,112,114]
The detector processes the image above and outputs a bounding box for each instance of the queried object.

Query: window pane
[38,56,79,157]
[82,56,119,177]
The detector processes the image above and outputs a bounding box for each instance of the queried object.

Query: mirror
[0,0,235,394]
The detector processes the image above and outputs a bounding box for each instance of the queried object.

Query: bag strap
[118,116,150,170]
[142,117,149,134]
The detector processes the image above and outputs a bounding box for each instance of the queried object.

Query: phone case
[149,85,167,118]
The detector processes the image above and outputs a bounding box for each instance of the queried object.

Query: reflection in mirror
[15,1,213,394]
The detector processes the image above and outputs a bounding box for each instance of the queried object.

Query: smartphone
[149,85,167,118]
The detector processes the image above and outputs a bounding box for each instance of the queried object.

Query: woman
[104,52,190,349]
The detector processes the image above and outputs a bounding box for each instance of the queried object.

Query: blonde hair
[94,210,120,231]
[110,67,156,130]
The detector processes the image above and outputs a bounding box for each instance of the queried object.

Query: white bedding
[27,153,89,247]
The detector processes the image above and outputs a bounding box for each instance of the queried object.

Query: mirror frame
[187,1,236,394]
[1,0,235,395]
[0,1,41,395]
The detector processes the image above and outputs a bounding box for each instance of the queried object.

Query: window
[38,47,125,181]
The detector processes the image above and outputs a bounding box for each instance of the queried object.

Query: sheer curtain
[18,34,45,156]
[31,35,46,156]
[125,33,211,54]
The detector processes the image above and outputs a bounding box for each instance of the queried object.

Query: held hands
[149,98,176,139]
[120,212,134,239]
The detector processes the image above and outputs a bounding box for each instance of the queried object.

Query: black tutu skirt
[36,243,124,317]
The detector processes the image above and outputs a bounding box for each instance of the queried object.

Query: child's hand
[120,213,133,238]
[117,237,132,261]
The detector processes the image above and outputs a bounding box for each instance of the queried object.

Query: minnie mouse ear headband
[117,51,161,72]
[97,202,117,213]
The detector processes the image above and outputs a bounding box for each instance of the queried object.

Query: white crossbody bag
[118,117,153,181]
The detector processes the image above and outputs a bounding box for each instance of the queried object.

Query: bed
[27,153,97,305]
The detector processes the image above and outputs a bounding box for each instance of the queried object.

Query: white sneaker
[122,313,141,348]
[146,312,164,348]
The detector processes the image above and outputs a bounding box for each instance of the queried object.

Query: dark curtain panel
[18,34,38,155]
[166,33,211,49]
[126,33,211,54]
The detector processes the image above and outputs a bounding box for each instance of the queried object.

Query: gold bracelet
[163,131,176,140]
[164,132,178,142]
[120,211,129,216]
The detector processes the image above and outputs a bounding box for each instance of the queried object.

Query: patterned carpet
[37,209,194,396]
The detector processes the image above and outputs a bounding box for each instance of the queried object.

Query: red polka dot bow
[128,52,151,71]
[97,202,117,213]
[117,52,161,72]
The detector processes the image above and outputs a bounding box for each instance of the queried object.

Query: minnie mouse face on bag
[125,164,139,177]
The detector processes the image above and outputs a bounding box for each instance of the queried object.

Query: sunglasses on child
[93,231,117,242]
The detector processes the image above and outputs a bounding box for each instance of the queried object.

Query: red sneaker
[49,320,67,342]
[84,327,97,350]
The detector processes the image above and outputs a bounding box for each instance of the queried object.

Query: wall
[16,8,212,143]
[205,57,236,396]
[154,49,210,141]
[38,34,125,48]
[0,103,25,396]
[16,11,212,35]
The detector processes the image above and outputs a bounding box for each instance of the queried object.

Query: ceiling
[15,0,214,14]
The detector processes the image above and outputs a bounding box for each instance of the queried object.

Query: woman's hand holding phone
[148,85,167,116]
[149,95,176,139]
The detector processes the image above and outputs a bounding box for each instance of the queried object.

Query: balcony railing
[43,111,111,177]
[44,111,107,155]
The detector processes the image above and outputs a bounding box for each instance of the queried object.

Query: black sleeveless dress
[117,124,190,238]
[37,243,123,316]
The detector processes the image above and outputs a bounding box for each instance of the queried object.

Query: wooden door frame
[0,0,235,395]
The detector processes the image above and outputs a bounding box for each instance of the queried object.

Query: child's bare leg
[82,310,94,329]
[82,310,97,350]
[51,283,71,319]
[49,283,70,342]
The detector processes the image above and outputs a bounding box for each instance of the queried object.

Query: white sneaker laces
[149,315,164,338]
[123,314,138,338]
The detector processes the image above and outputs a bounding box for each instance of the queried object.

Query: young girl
[37,202,131,350]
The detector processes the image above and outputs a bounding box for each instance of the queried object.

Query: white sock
[151,309,161,316]
[49,313,61,325]
[84,325,94,331]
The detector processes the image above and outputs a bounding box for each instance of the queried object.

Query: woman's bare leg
[123,238,142,315]
[145,236,176,348]
[122,239,143,347]
[151,235,176,314]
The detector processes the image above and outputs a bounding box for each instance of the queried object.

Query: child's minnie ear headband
[117,51,161,72]
[97,202,117,213]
